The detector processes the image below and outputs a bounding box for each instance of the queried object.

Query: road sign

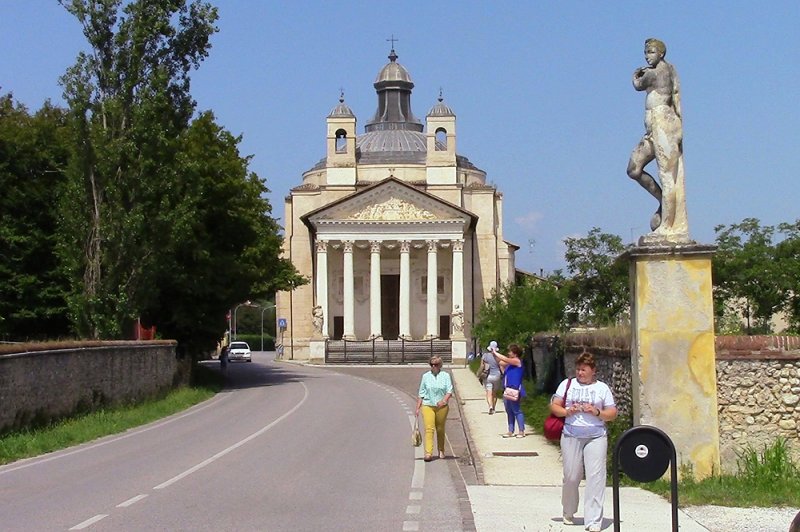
[278,318,287,329]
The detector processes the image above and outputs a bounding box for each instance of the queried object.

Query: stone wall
[536,333,800,472]
[0,342,177,433]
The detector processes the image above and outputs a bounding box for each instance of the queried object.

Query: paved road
[0,352,470,531]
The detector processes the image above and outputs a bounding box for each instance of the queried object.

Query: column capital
[399,240,411,253]
[315,239,329,253]
[426,239,439,252]
[370,240,382,253]
[451,239,464,252]
[343,240,354,253]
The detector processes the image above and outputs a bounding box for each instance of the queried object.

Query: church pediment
[304,177,475,227]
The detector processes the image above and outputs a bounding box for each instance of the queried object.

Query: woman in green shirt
[415,356,453,462]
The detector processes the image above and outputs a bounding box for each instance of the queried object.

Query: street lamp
[233,300,257,340]
[260,304,276,352]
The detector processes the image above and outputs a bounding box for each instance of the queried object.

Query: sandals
[502,433,514,438]
[516,433,526,438]
[438,451,446,459]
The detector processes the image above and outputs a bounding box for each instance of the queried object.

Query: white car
[227,341,252,362]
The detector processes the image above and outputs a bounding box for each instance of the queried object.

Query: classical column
[426,240,438,338]
[451,239,465,338]
[343,240,355,339]
[369,240,382,338]
[399,240,411,339]
[315,239,329,337]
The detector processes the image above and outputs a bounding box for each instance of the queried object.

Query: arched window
[335,129,347,153]
[435,128,447,151]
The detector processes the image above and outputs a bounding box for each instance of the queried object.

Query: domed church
[275,48,518,363]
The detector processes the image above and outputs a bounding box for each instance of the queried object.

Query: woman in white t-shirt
[549,352,617,532]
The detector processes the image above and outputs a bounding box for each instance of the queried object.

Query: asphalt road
[0,352,471,531]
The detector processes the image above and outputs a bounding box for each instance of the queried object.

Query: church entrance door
[381,274,400,339]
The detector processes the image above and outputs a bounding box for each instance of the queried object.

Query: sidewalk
[451,366,710,531]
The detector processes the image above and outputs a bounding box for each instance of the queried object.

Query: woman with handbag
[482,340,503,414]
[415,356,453,462]
[549,352,617,532]
[492,344,526,438]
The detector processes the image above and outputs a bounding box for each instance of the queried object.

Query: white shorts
[485,374,502,391]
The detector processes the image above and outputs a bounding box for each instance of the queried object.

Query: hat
[487,340,498,351]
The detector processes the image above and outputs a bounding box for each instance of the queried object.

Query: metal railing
[325,337,452,364]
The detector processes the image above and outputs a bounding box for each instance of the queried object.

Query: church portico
[312,232,467,341]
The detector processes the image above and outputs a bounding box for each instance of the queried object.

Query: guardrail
[325,338,452,364]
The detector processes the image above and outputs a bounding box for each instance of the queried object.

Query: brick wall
[0,342,177,433]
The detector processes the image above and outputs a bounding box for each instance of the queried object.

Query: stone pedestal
[451,339,468,365]
[626,243,720,479]
[309,339,326,364]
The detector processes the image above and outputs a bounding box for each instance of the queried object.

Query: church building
[275,48,518,363]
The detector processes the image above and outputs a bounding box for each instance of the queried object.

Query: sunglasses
[430,363,442,367]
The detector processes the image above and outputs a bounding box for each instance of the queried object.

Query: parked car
[227,341,252,362]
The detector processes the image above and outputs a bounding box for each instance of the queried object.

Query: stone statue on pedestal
[451,304,464,334]
[312,305,324,336]
[627,38,692,245]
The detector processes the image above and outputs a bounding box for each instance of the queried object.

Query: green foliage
[646,438,800,507]
[713,218,790,333]
[0,95,73,340]
[559,228,629,327]
[57,0,221,339]
[472,278,564,348]
[0,381,219,465]
[775,220,800,332]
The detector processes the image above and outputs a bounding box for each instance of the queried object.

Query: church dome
[375,50,413,84]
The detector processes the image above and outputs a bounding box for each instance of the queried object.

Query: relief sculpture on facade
[348,197,437,221]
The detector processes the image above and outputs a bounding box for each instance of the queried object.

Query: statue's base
[624,242,720,479]
[638,231,694,246]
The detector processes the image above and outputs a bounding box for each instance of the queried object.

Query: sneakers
[562,514,574,525]
[587,526,601,532]
[488,407,494,415]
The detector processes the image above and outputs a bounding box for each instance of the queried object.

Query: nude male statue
[627,38,690,243]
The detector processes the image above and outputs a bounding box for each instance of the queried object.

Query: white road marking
[409,491,423,500]
[402,521,420,531]
[116,494,148,507]
[405,505,421,514]
[69,514,108,530]
[0,394,231,476]
[153,382,309,490]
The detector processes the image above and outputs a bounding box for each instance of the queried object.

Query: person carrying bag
[492,344,526,438]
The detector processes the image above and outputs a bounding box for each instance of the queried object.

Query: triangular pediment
[305,178,475,225]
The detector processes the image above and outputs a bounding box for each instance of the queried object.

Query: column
[451,239,465,338]
[370,240,382,338]
[399,240,411,339]
[343,240,355,339]
[315,240,329,337]
[426,240,438,338]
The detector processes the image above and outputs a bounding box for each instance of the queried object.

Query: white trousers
[560,434,607,529]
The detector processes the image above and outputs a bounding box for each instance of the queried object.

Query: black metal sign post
[612,425,679,532]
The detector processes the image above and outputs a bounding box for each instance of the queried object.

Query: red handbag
[543,378,572,441]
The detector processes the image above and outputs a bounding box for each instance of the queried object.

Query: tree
[139,112,305,356]
[57,0,219,338]
[775,220,800,332]
[0,94,72,340]
[560,228,629,327]
[713,218,784,334]
[472,278,564,348]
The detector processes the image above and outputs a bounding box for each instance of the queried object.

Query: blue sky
[2,2,798,274]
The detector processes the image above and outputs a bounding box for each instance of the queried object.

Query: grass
[513,375,800,508]
[0,365,222,466]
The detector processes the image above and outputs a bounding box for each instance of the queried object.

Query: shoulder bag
[411,415,422,447]
[543,378,573,441]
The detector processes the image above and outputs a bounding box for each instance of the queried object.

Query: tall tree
[560,228,629,326]
[0,94,72,340]
[58,0,219,338]
[140,112,305,356]
[713,218,784,333]
[775,220,800,332]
